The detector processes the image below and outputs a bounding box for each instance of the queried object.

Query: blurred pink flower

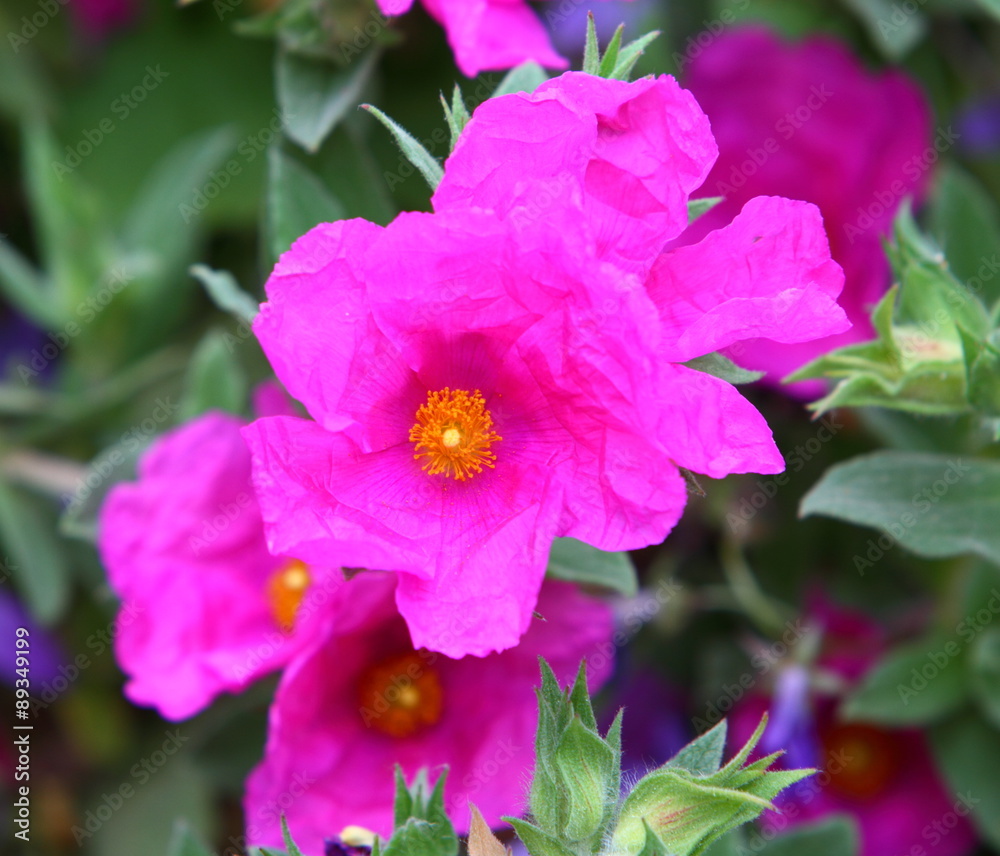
[70,0,135,40]
[682,26,933,394]
[728,600,977,856]
[98,410,340,720]
[243,575,615,850]
[375,0,633,77]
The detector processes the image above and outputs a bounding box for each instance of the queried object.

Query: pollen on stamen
[409,387,501,481]
[267,559,311,633]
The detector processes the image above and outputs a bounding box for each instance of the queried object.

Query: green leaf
[166,821,215,856]
[753,817,858,855]
[928,162,1000,307]
[582,13,601,76]
[506,819,577,856]
[384,768,458,856]
[280,817,305,856]
[973,0,1000,21]
[189,265,260,324]
[492,61,549,98]
[613,770,770,856]
[553,717,617,842]
[666,720,727,777]
[609,32,661,81]
[121,126,236,285]
[440,85,470,150]
[842,633,968,725]
[969,627,1000,728]
[546,537,637,595]
[0,480,71,625]
[22,118,109,318]
[277,49,380,153]
[839,0,927,59]
[687,197,723,224]
[179,329,249,421]
[59,442,142,543]
[361,105,443,191]
[930,711,1000,848]
[684,352,765,385]
[266,146,346,261]
[597,25,625,78]
[0,238,60,329]
[800,452,1000,566]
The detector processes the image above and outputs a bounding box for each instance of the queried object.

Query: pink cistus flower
[375,0,633,77]
[243,575,614,851]
[98,408,340,720]
[242,209,685,658]
[244,74,850,659]
[727,601,977,856]
[682,26,933,392]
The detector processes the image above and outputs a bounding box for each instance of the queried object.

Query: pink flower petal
[649,196,849,362]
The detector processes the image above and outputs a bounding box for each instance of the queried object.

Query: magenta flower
[244,73,849,659]
[242,210,689,658]
[728,601,976,856]
[243,575,614,851]
[69,0,135,41]
[98,410,340,720]
[375,0,633,77]
[682,26,933,393]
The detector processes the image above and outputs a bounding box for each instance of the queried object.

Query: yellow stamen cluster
[267,559,311,633]
[409,387,501,481]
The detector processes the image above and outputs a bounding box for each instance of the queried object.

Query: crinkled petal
[435,73,716,269]
[654,364,784,478]
[253,218,385,432]
[423,0,567,76]
[650,196,849,361]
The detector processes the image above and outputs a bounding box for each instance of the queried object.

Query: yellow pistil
[357,651,444,738]
[267,559,311,633]
[409,387,501,481]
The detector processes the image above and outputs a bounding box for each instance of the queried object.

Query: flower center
[409,387,501,481]
[357,651,443,738]
[821,722,899,800]
[267,559,311,633]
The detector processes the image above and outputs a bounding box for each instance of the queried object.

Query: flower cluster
[98,58,851,847]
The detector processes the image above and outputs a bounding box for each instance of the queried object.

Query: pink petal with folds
[243,404,568,656]
[435,73,716,270]
[253,218,384,433]
[653,364,784,478]
[423,0,567,77]
[683,27,932,391]
[650,196,849,362]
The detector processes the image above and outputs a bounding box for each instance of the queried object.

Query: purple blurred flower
[0,589,64,687]
[547,0,654,56]
[601,665,689,781]
[956,96,1000,155]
